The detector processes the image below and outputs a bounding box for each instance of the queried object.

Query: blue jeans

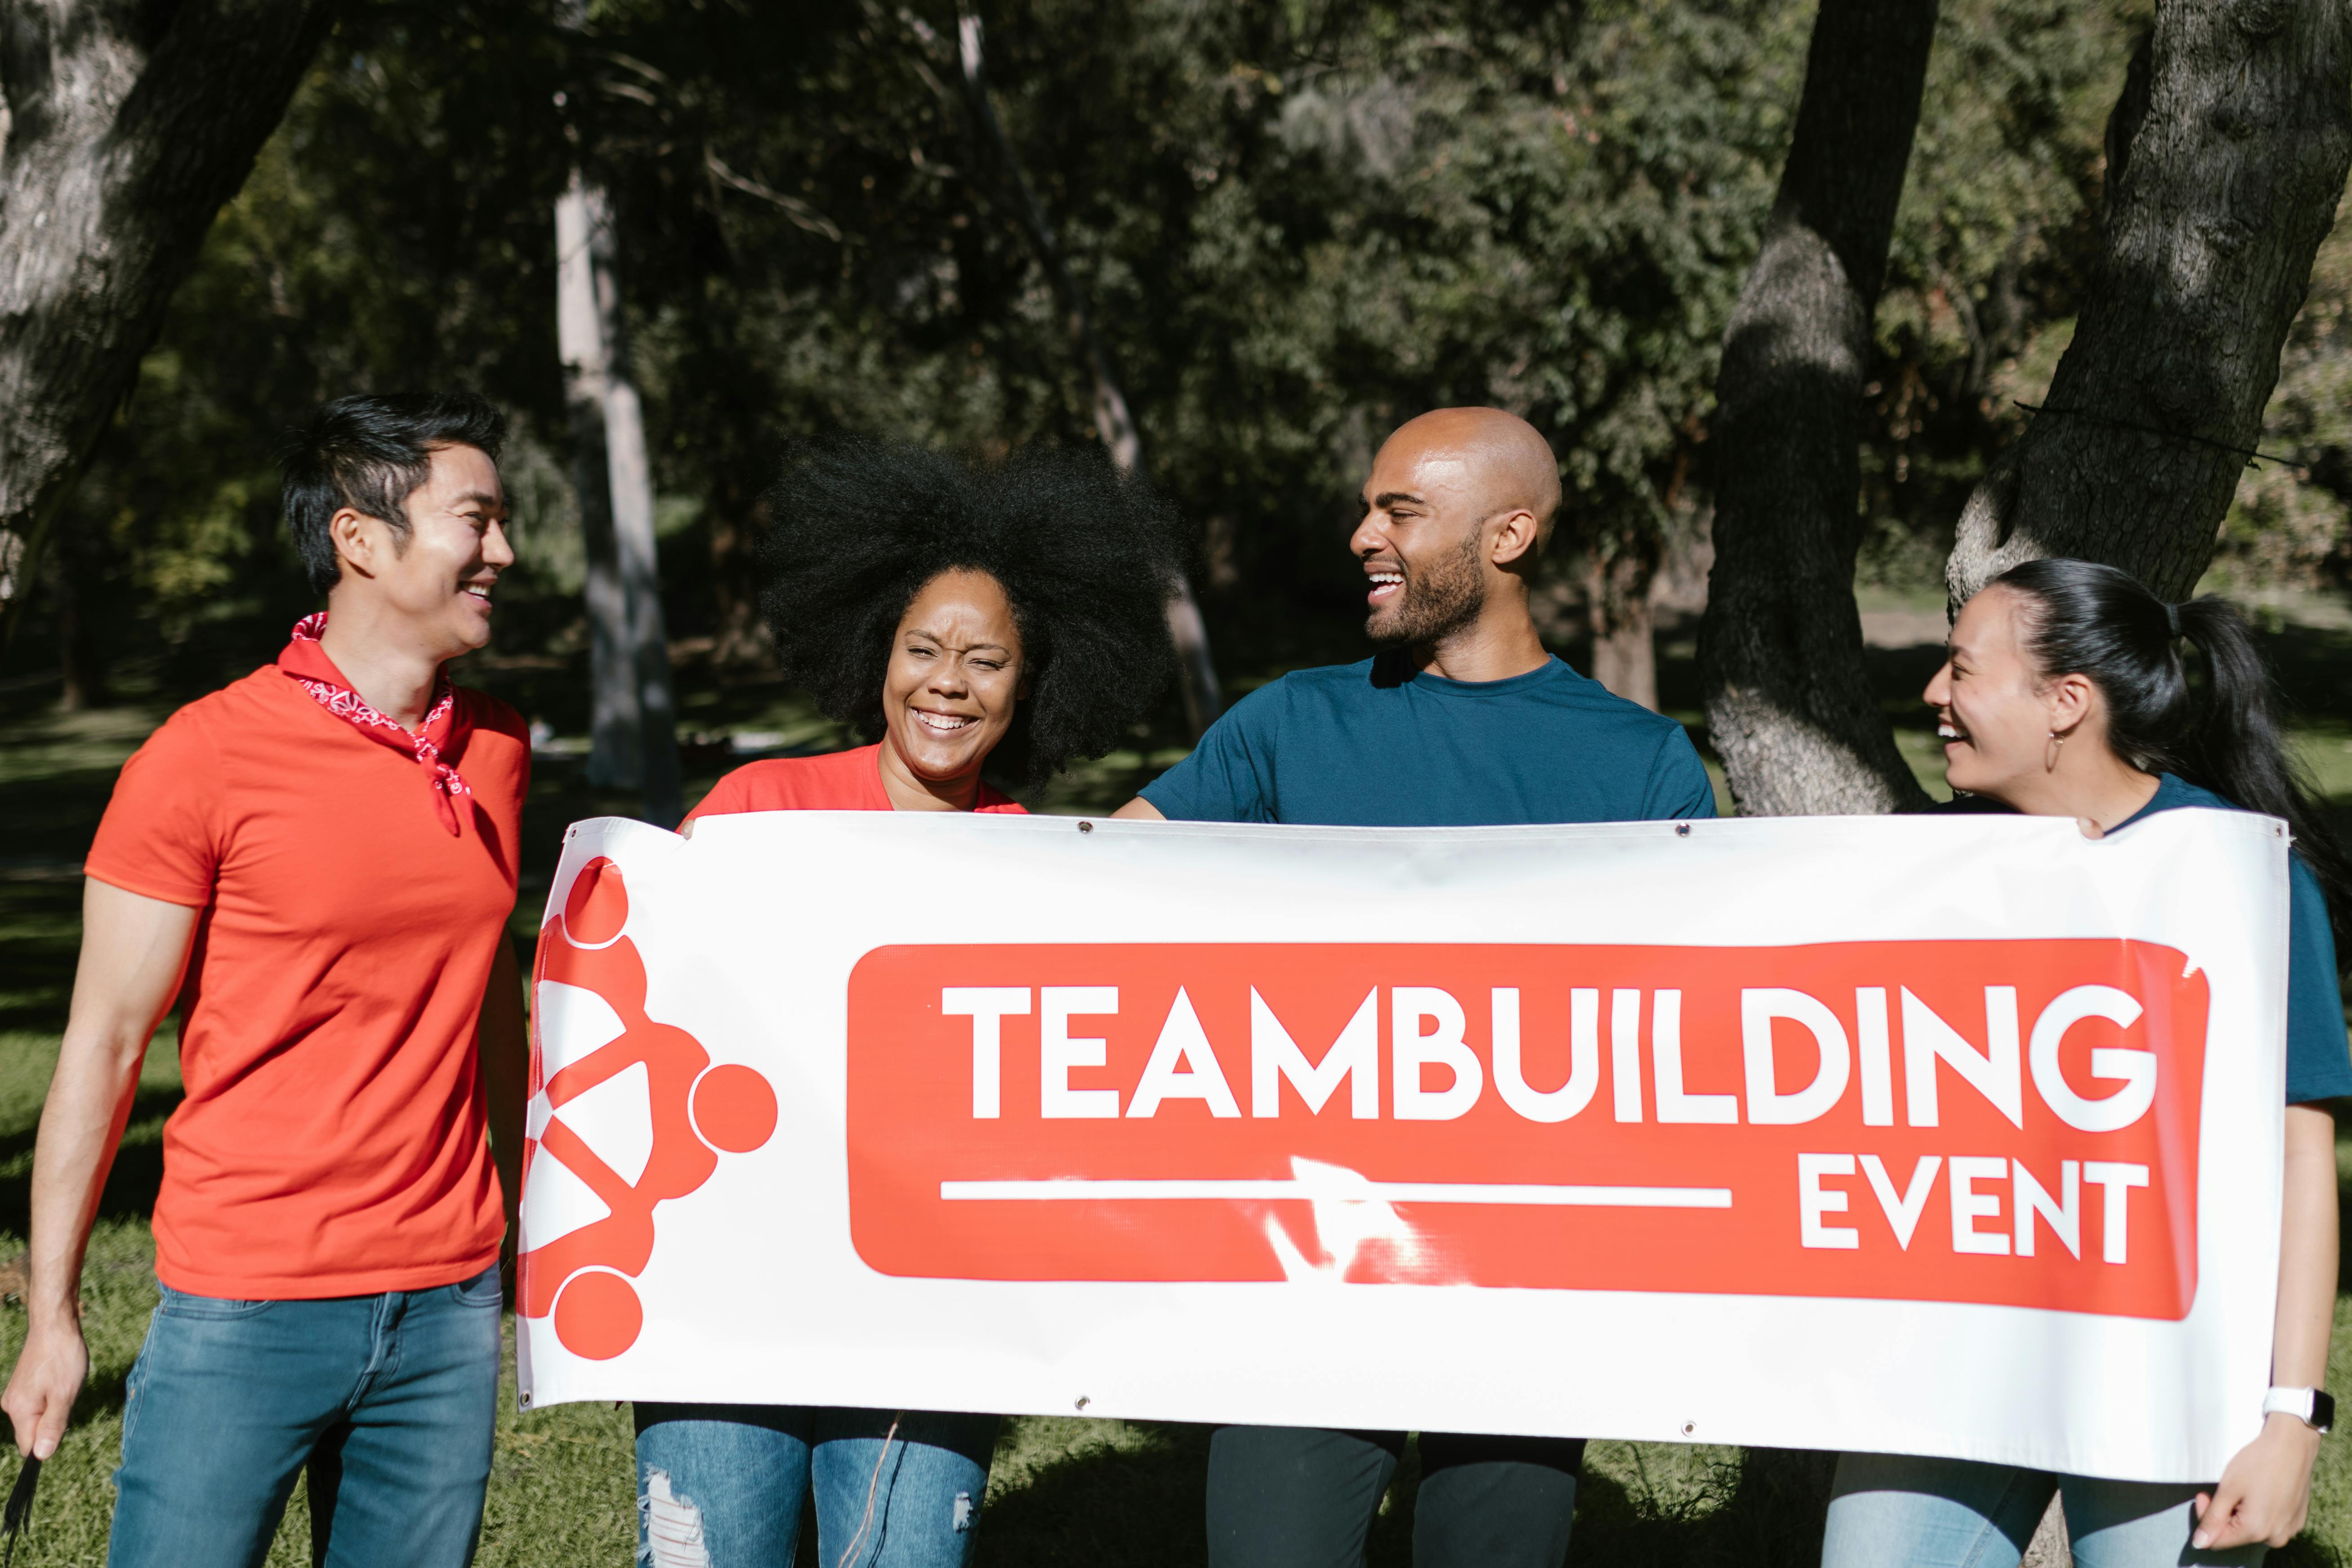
[1822,1452,2265,1568]
[107,1267,503,1568]
[634,1404,999,1568]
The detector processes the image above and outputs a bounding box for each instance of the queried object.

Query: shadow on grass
[1572,1447,1835,1568]
[0,879,82,1036]
[967,1429,1844,1568]
[62,1365,135,1436]
[2281,1527,2352,1567]
[0,1087,181,1238]
[975,1423,1210,1568]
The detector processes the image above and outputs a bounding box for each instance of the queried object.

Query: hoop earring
[2045,730,2067,772]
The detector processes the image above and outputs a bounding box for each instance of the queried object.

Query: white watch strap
[2263,1386,2317,1423]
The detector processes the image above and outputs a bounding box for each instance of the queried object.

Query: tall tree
[0,0,333,626]
[1699,0,1941,817]
[936,5,1223,737]
[558,166,682,824]
[1946,2,2352,603]
[558,11,682,826]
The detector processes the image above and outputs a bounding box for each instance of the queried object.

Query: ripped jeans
[634,1404,998,1568]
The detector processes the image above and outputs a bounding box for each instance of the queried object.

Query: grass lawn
[0,611,2349,1564]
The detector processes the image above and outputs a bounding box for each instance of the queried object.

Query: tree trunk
[48,522,104,710]
[0,0,332,626]
[1947,2,2352,603]
[1584,547,1659,711]
[557,168,683,826]
[1698,0,1940,818]
[707,491,772,673]
[951,9,1223,738]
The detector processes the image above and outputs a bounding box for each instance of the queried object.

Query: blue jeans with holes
[106,1266,502,1568]
[634,1404,998,1568]
[1822,1452,2266,1568]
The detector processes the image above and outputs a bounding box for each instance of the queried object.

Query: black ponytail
[1990,558,2352,955]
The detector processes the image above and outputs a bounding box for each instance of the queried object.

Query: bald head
[1352,407,1563,661]
[1376,407,1562,553]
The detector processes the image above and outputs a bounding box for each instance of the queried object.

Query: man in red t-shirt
[1,393,531,1568]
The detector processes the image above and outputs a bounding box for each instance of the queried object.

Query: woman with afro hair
[633,438,1188,1566]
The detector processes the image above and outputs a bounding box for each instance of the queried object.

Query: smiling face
[879,568,1026,796]
[1351,439,1492,647]
[1924,585,2073,799]
[1348,410,1555,652]
[330,442,512,660]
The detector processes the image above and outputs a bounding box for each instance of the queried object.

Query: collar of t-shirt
[2115,772,2216,826]
[1940,772,2219,827]
[1370,650,1572,696]
[276,614,473,835]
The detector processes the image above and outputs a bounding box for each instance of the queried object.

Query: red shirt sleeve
[85,703,227,907]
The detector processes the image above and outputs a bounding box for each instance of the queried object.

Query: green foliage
[38,1,575,683]
[553,0,1819,641]
[1857,0,2133,590]
[2209,219,2352,591]
[14,0,2352,699]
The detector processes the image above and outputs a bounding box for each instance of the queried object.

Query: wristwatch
[2262,1386,2336,1433]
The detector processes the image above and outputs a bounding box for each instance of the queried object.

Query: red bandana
[277,613,472,835]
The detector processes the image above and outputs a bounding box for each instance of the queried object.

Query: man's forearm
[25,1031,149,1324]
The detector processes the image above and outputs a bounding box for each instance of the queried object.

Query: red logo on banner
[848,941,2207,1319]
[521,857,779,1358]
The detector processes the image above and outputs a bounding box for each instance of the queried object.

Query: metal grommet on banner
[1075,1395,1091,1411]
[519,1391,532,1409]
[1681,1421,1696,1437]
[1675,822,1691,837]
[1079,820,1094,833]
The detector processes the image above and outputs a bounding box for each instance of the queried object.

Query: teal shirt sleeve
[2285,854,2352,1104]
[1641,725,1718,820]
[1138,683,1283,823]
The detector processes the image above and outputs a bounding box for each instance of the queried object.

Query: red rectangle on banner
[845,941,2207,1318]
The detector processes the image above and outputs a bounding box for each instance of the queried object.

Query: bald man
[1114,409,1714,1568]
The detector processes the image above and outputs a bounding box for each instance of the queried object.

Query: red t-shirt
[683,743,1026,820]
[84,666,528,1298]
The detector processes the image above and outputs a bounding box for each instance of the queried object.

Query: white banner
[515,807,2290,1483]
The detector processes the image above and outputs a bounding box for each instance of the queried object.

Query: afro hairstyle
[757,438,1187,784]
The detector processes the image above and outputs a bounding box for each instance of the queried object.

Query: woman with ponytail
[1819,558,2349,1567]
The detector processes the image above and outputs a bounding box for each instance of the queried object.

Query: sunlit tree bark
[1584,545,1660,712]
[0,0,331,632]
[557,164,683,826]
[1946,3,2352,603]
[1699,0,1940,817]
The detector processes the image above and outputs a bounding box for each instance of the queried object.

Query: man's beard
[1366,527,1486,647]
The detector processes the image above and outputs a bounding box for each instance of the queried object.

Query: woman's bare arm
[2194,1103,2337,1549]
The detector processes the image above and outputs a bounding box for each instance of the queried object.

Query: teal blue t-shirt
[1939,774,2352,1104]
[1140,652,1716,828]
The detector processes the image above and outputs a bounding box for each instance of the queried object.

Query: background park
[4,0,2352,1561]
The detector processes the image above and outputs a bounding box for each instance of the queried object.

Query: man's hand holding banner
[516,807,2292,1485]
